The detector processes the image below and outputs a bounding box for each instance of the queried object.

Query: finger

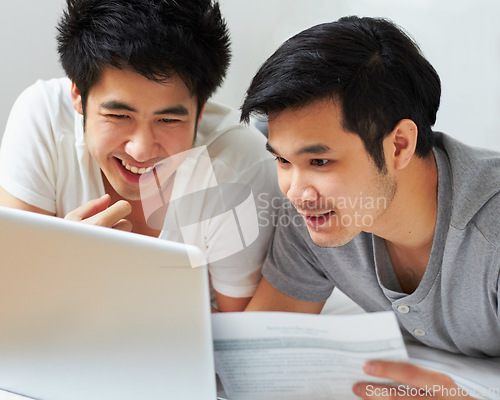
[112,218,133,232]
[84,200,132,228]
[65,194,111,221]
[364,361,456,390]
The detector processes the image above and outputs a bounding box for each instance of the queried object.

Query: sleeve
[262,200,336,302]
[0,81,58,213]
[204,156,280,298]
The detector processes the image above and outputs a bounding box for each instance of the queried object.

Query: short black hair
[241,16,441,171]
[57,0,231,112]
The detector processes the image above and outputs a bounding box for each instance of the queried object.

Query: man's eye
[275,156,289,164]
[160,118,180,123]
[311,159,329,167]
[108,114,128,119]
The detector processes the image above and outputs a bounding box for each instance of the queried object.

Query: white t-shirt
[0,78,279,298]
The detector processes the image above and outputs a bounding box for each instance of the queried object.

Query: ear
[70,81,84,115]
[384,119,418,171]
[197,103,206,124]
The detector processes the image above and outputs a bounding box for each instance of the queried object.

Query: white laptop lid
[0,206,216,400]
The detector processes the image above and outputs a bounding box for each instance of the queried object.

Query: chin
[121,191,142,202]
[112,185,142,202]
[308,228,358,248]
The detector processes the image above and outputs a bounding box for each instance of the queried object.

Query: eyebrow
[266,142,278,154]
[297,144,332,155]
[266,142,332,156]
[154,105,190,116]
[101,100,136,113]
[100,101,190,116]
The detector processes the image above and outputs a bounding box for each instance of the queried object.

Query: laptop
[0,206,217,400]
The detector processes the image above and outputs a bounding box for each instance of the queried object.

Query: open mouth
[112,157,160,185]
[120,159,154,175]
[301,210,335,227]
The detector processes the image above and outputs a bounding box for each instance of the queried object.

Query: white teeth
[304,211,333,218]
[121,160,153,175]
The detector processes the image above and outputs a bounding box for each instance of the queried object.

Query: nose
[284,171,319,207]
[124,124,160,162]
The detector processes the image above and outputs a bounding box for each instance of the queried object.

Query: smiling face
[71,67,202,201]
[267,99,397,247]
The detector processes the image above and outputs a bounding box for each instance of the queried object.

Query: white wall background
[1,0,499,151]
[0,0,65,136]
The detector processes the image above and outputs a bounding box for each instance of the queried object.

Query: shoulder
[197,101,270,163]
[469,192,500,250]
[197,100,274,183]
[14,77,73,115]
[8,77,75,140]
[437,133,500,236]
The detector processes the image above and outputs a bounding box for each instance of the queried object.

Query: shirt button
[413,328,426,337]
[397,305,410,314]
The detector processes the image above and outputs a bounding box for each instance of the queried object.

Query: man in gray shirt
[241,16,499,399]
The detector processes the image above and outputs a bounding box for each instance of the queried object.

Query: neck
[367,153,438,293]
[369,152,438,251]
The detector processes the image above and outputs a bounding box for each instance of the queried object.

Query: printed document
[212,311,408,400]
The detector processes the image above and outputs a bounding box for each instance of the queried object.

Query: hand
[353,361,478,399]
[65,194,133,232]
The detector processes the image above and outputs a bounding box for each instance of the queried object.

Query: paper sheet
[212,311,408,400]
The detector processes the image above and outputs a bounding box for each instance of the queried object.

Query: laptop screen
[0,206,216,400]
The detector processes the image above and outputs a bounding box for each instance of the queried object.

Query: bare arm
[245,277,325,313]
[214,291,252,313]
[0,186,54,215]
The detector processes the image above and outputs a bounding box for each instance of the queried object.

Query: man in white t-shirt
[0,0,279,312]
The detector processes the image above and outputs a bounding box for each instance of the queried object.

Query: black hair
[57,0,231,113]
[241,16,441,171]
